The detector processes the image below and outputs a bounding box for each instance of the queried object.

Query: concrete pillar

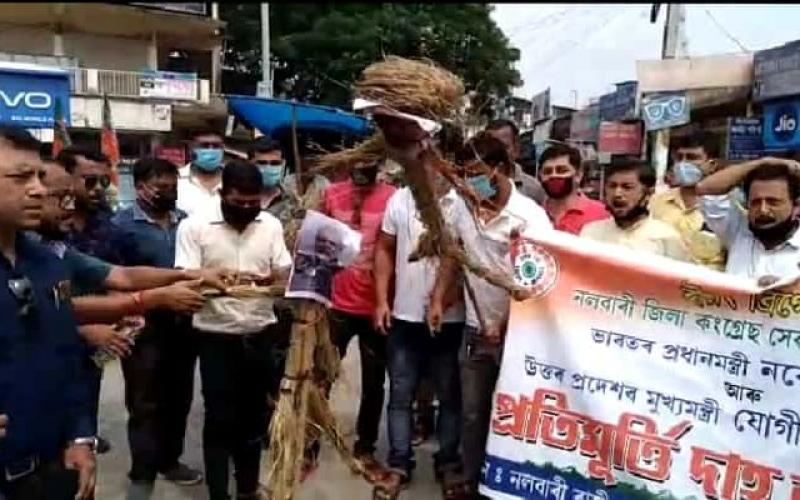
[53,26,64,56]
[147,31,158,70]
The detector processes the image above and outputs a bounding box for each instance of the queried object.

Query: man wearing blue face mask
[649,133,726,270]
[177,129,225,217]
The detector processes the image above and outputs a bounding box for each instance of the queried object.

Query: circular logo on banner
[772,104,797,143]
[512,238,558,298]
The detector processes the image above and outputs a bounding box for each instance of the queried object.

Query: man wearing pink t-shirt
[539,143,609,234]
[321,160,396,476]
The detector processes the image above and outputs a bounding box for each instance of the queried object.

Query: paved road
[95,342,442,499]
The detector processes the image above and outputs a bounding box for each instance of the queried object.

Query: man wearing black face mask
[697,156,800,281]
[320,159,396,479]
[112,158,205,487]
[175,161,292,500]
[580,160,692,262]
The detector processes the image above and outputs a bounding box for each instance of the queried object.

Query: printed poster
[483,230,799,499]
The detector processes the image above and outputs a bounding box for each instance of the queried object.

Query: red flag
[52,97,71,158]
[101,94,120,186]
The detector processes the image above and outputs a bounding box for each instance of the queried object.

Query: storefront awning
[226,96,370,138]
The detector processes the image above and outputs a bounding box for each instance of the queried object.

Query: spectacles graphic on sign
[643,97,687,123]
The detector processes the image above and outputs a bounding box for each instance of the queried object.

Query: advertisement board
[0,66,70,128]
[727,117,764,161]
[642,92,690,131]
[753,40,800,102]
[139,71,197,101]
[763,97,800,151]
[597,121,642,155]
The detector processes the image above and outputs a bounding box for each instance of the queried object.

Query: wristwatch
[68,437,99,453]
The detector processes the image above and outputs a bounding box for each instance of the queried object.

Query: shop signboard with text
[763,97,800,151]
[139,71,197,100]
[597,121,642,155]
[727,117,764,161]
[0,65,70,128]
[753,40,800,102]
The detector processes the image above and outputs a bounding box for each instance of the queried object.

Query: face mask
[542,177,574,199]
[351,164,379,187]
[221,199,260,230]
[139,186,177,213]
[611,194,649,226]
[673,161,704,187]
[193,148,224,172]
[749,216,798,245]
[467,174,497,199]
[258,163,285,187]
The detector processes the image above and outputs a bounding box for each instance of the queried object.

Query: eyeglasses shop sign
[0,68,71,128]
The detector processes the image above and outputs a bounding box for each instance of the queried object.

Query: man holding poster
[482,223,800,500]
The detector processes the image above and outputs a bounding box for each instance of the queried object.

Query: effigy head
[353,56,465,168]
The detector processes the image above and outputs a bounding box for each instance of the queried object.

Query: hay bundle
[354,56,465,121]
[311,133,387,178]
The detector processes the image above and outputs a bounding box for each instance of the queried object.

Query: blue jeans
[387,319,463,475]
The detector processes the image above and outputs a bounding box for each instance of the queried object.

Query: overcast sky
[491,4,800,108]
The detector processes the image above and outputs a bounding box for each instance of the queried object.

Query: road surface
[95,341,442,499]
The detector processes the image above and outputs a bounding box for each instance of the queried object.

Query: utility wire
[703,8,749,53]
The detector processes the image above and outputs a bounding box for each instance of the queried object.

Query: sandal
[372,470,409,500]
[353,452,385,484]
[441,470,471,500]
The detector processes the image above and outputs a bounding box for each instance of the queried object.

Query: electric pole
[652,3,686,191]
[259,3,272,98]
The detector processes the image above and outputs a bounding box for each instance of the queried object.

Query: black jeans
[198,328,282,500]
[460,326,503,489]
[0,459,79,500]
[386,319,463,475]
[329,310,387,456]
[120,313,197,481]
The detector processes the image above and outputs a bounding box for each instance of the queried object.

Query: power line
[703,8,749,53]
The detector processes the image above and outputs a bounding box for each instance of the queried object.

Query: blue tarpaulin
[226,95,370,137]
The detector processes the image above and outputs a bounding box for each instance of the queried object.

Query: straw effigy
[265,56,527,500]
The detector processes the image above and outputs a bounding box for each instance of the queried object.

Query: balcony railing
[71,68,210,103]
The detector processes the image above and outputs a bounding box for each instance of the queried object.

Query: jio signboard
[763,97,800,151]
[0,66,71,128]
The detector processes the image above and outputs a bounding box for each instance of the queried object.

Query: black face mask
[749,217,798,246]
[221,199,260,231]
[351,164,379,186]
[139,188,177,213]
[612,194,649,226]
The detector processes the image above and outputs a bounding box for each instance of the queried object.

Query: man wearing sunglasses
[177,128,226,217]
[0,127,97,500]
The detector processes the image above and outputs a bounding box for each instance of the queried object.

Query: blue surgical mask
[193,148,224,172]
[673,161,704,187]
[467,174,497,199]
[258,162,285,187]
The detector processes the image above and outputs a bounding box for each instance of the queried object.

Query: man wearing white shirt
[428,134,552,497]
[175,161,291,500]
[696,156,800,281]
[374,185,466,485]
[177,129,225,217]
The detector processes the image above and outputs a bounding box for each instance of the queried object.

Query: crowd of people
[1,104,799,500]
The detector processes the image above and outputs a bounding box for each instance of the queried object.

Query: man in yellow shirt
[649,133,726,270]
[581,159,692,263]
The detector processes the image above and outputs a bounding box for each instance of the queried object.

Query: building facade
[0,2,227,158]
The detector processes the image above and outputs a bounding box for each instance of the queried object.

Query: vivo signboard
[0,66,70,128]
